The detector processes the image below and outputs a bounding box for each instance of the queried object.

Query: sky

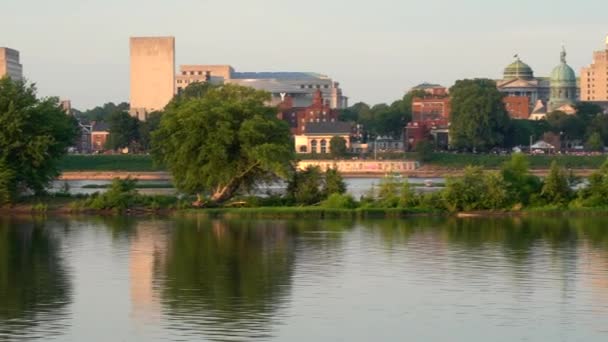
[2,0,607,110]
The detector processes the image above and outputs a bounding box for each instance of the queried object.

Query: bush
[84,177,139,210]
[321,193,358,209]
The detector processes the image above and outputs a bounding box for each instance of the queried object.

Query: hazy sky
[2,0,607,110]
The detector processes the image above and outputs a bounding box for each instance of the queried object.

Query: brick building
[503,95,530,119]
[278,90,340,135]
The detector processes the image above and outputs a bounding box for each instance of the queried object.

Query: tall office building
[580,36,608,102]
[129,37,175,120]
[0,47,23,81]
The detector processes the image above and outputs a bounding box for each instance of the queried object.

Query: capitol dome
[550,49,576,87]
[503,57,535,80]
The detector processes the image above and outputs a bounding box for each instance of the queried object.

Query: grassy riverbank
[58,153,608,173]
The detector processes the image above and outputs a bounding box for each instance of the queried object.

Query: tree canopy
[0,77,78,202]
[152,84,294,203]
[106,111,140,151]
[449,79,510,151]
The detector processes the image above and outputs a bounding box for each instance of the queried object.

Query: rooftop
[305,122,352,135]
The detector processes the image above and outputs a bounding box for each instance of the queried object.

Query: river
[49,177,445,198]
[1,215,608,341]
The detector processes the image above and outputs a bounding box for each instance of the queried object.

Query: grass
[58,155,163,172]
[182,207,439,219]
[82,183,173,189]
[421,153,608,169]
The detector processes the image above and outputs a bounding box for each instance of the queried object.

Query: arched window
[320,139,327,154]
[299,145,307,153]
[311,140,318,153]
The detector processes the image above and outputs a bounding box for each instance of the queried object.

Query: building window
[299,146,307,153]
[182,71,187,75]
[198,71,203,75]
[311,140,317,153]
[320,140,327,154]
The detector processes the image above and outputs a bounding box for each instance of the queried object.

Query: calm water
[2,215,608,341]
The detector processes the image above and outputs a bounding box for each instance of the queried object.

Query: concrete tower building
[129,37,175,120]
[0,47,23,81]
[580,36,608,102]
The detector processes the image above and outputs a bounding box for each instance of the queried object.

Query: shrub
[321,193,358,209]
[323,168,347,196]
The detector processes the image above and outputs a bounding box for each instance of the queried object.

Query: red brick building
[503,95,530,119]
[412,97,451,122]
[278,90,339,135]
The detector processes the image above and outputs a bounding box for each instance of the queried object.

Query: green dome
[503,58,534,80]
[550,49,576,86]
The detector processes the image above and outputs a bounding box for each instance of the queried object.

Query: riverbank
[59,167,599,181]
[4,197,608,219]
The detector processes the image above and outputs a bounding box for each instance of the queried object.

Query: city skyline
[1,0,607,109]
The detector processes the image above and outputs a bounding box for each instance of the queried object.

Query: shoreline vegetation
[6,153,608,219]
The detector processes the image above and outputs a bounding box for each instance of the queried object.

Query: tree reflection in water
[158,218,298,341]
[0,217,72,340]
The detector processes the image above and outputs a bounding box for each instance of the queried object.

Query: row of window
[300,84,330,89]
[182,71,205,76]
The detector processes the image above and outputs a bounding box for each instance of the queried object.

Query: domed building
[497,56,551,117]
[548,47,578,112]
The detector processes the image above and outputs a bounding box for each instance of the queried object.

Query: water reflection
[0,217,72,340]
[1,215,608,340]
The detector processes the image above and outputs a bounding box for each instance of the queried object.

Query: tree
[449,79,510,151]
[414,140,434,162]
[546,111,585,141]
[587,114,608,146]
[329,136,348,158]
[152,84,293,203]
[139,111,162,151]
[323,168,346,196]
[586,132,604,152]
[76,102,129,122]
[575,102,603,124]
[287,166,324,205]
[540,161,572,205]
[501,153,541,206]
[576,159,608,207]
[106,111,140,151]
[0,77,78,201]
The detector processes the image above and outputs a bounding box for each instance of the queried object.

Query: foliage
[152,84,294,203]
[376,175,402,208]
[546,111,585,141]
[449,79,510,151]
[58,155,162,171]
[75,102,129,122]
[540,161,572,206]
[505,119,550,147]
[321,193,358,209]
[329,136,348,158]
[0,77,78,200]
[575,159,608,207]
[323,168,346,196]
[287,166,324,205]
[106,111,140,151]
[0,161,16,205]
[501,153,542,206]
[415,140,434,162]
[139,111,162,151]
[443,166,508,211]
[587,114,608,146]
[85,178,139,210]
[586,132,604,152]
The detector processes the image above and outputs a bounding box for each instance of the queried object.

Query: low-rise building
[503,95,530,119]
[278,90,340,135]
[91,122,110,152]
[294,122,352,154]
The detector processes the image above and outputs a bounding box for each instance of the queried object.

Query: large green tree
[106,111,140,151]
[76,102,129,122]
[152,84,293,203]
[449,79,510,151]
[329,136,348,158]
[0,77,78,202]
